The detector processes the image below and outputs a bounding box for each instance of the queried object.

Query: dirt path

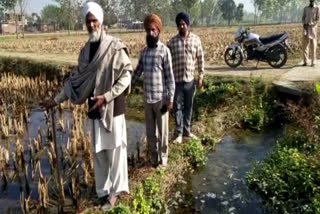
[0,50,318,83]
[205,60,320,82]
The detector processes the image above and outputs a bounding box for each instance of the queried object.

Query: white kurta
[93,114,127,152]
[91,114,129,198]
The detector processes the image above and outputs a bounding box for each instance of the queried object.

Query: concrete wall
[0,23,16,34]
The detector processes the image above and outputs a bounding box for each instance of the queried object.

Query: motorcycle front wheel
[224,47,243,68]
[266,45,287,68]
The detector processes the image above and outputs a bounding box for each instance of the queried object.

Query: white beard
[88,28,102,43]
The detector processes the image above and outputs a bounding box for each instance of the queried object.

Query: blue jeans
[173,80,196,137]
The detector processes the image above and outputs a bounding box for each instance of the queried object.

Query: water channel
[172,129,280,214]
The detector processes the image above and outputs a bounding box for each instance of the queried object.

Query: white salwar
[91,114,129,198]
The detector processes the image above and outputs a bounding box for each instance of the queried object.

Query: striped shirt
[168,32,204,83]
[132,41,175,104]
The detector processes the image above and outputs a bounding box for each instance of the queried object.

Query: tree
[251,0,302,24]
[55,0,82,33]
[0,0,16,11]
[190,0,201,25]
[41,4,60,31]
[0,0,16,22]
[218,0,236,25]
[200,0,216,26]
[171,0,199,15]
[120,0,150,21]
[120,0,171,25]
[94,0,119,27]
[235,3,244,23]
[29,13,41,30]
[252,0,263,24]
[41,5,60,24]
[0,7,4,22]
[17,0,28,38]
[171,0,200,24]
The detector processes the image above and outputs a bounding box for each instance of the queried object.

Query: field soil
[0,49,319,83]
[0,24,319,83]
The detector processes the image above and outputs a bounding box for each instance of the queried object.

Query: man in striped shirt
[168,12,204,144]
[132,14,175,167]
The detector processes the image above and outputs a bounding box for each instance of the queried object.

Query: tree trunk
[21,15,25,38]
[68,20,70,35]
[14,12,19,39]
[254,7,257,25]
[68,0,71,35]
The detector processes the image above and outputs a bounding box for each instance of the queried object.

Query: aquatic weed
[185,138,207,168]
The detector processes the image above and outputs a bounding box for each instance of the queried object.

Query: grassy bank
[0,57,71,80]
[102,74,286,213]
[247,83,320,213]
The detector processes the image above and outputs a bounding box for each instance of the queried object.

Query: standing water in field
[0,108,146,214]
[172,130,280,214]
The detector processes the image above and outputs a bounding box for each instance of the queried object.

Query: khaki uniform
[302,5,320,64]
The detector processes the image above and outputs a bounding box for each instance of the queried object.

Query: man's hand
[167,101,173,112]
[89,95,106,112]
[197,78,203,89]
[40,99,57,110]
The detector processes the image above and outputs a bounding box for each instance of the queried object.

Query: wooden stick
[51,109,64,213]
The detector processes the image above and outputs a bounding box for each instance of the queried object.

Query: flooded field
[0,71,146,213]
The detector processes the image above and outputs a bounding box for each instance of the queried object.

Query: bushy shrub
[247,132,320,213]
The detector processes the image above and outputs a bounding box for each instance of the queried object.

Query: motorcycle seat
[259,33,286,45]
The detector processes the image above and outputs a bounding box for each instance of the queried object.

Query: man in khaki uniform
[302,0,319,66]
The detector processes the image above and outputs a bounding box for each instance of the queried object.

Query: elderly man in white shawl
[41,2,131,210]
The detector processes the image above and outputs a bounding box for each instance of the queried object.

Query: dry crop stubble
[0,24,318,65]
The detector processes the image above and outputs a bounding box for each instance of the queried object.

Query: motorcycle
[224,27,291,68]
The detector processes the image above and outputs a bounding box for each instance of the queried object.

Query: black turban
[175,12,190,26]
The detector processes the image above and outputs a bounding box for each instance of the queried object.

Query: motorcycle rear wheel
[224,47,243,68]
[267,45,287,68]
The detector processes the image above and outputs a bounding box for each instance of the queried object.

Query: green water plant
[185,138,207,168]
[240,78,276,131]
[108,203,132,214]
[132,171,166,214]
[194,78,239,120]
[200,134,220,149]
[247,131,320,213]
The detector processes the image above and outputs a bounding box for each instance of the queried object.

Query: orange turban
[144,14,162,32]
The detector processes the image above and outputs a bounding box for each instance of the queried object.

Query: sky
[27,0,56,14]
[234,0,254,13]
[26,0,255,14]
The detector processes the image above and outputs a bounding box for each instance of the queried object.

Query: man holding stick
[41,2,131,210]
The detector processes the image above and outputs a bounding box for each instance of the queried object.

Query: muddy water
[0,108,145,214]
[173,130,280,214]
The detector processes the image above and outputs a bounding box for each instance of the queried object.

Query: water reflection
[191,130,280,214]
[0,108,145,214]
